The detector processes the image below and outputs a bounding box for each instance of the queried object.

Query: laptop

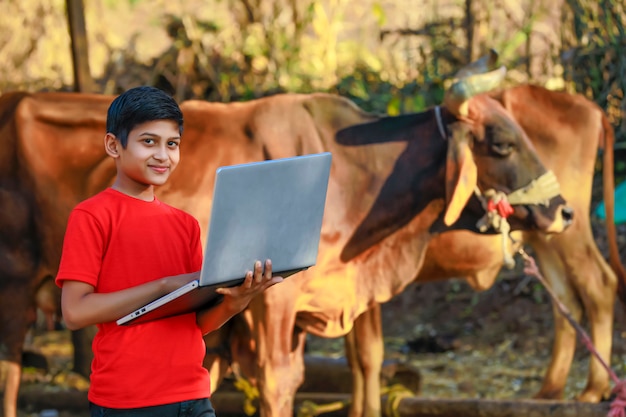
[117,152,332,325]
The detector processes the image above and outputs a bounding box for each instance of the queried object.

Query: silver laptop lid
[199,152,332,285]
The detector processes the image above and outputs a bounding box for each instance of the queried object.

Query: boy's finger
[254,260,263,283]
[264,259,272,280]
[244,270,254,287]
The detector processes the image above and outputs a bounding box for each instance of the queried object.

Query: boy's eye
[168,141,180,147]
[143,138,155,145]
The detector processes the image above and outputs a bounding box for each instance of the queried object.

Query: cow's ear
[444,123,477,226]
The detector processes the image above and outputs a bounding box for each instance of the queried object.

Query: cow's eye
[491,141,514,156]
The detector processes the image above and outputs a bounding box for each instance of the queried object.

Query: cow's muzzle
[475,170,572,233]
[542,203,574,233]
[474,170,573,267]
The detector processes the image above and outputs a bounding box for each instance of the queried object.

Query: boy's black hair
[106,86,183,148]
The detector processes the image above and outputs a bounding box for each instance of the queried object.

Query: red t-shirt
[56,188,211,408]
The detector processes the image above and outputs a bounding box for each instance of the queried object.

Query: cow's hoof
[533,388,563,400]
[576,387,610,403]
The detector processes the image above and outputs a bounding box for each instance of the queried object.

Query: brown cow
[211,73,575,416]
[0,67,570,416]
[341,85,626,417]
[204,86,626,417]
[0,91,114,417]
[0,90,323,416]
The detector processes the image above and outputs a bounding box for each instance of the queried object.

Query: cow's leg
[529,229,614,401]
[248,279,307,417]
[203,323,233,394]
[2,361,20,417]
[0,286,32,417]
[203,313,257,394]
[71,326,97,378]
[345,305,384,417]
[575,250,615,401]
[559,229,615,402]
[345,329,365,417]
[34,275,61,332]
[0,187,40,417]
[527,235,581,400]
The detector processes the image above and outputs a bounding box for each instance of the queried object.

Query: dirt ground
[9,221,626,417]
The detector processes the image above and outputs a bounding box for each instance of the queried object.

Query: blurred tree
[465,0,474,63]
[562,0,625,144]
[560,0,625,183]
[66,0,94,93]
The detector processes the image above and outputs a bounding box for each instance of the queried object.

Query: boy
[55,86,283,417]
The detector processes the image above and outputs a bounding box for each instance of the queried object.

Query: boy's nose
[154,145,168,160]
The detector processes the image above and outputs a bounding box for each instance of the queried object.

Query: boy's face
[105,119,181,196]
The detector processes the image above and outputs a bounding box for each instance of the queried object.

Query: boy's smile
[105,119,181,200]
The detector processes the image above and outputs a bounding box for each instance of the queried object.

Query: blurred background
[1,0,624,148]
[3,0,626,408]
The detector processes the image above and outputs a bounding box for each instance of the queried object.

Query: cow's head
[335,52,573,262]
[439,65,573,233]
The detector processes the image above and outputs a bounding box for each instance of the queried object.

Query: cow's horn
[454,49,499,79]
[443,65,507,117]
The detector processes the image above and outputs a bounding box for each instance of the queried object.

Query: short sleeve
[55,208,106,288]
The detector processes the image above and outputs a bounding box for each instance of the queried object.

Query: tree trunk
[66,0,94,93]
[465,0,474,62]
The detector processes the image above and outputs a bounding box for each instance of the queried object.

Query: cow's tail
[600,113,626,304]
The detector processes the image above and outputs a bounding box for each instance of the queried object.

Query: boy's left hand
[216,259,283,313]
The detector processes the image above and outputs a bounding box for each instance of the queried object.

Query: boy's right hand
[215,259,283,312]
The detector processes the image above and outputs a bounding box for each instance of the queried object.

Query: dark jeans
[89,398,216,417]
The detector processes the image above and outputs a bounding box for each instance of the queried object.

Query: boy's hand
[216,259,284,313]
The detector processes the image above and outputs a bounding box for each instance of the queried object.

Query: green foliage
[2,0,625,163]
[331,65,445,116]
[371,2,387,27]
[564,0,626,148]
[104,0,140,7]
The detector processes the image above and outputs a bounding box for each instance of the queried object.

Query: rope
[473,170,562,269]
[507,170,561,206]
[294,383,415,417]
[474,189,515,268]
[383,384,415,417]
[232,374,260,416]
[296,399,350,417]
[519,248,626,417]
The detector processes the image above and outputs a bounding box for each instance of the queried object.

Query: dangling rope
[519,248,626,417]
[474,189,516,268]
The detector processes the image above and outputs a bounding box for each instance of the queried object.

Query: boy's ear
[104,133,120,158]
